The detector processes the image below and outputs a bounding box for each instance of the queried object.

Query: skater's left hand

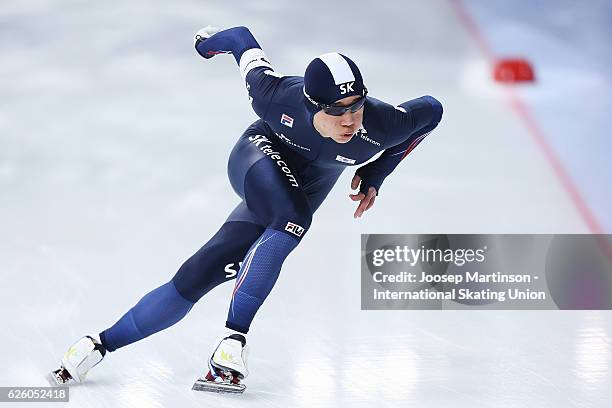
[349,174,377,218]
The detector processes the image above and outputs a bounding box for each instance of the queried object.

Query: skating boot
[48,336,106,385]
[192,333,248,394]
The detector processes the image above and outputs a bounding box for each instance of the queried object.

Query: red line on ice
[447,0,606,236]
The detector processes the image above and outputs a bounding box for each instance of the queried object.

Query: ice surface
[0,0,610,407]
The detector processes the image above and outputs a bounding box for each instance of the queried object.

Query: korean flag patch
[280,114,294,128]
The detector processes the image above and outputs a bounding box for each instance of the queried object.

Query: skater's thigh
[226,121,270,199]
[228,128,312,236]
[243,157,312,235]
[172,219,265,302]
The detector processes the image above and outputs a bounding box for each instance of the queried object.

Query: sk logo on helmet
[339,82,355,95]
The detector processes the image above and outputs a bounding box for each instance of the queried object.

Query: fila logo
[335,155,356,164]
[339,81,355,95]
[285,222,305,237]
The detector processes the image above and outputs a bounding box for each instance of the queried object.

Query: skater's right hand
[349,174,377,219]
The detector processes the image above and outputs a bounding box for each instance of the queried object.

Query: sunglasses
[305,88,368,116]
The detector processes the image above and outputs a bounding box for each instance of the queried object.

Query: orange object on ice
[493,58,535,83]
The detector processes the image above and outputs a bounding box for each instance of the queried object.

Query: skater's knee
[172,254,220,303]
[172,221,266,302]
[173,255,222,302]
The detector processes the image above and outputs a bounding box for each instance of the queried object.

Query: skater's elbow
[422,95,443,125]
[230,26,252,36]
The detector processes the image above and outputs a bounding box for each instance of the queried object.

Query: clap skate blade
[192,371,246,394]
[47,367,72,386]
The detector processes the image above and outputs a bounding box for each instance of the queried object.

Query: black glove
[355,163,387,195]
